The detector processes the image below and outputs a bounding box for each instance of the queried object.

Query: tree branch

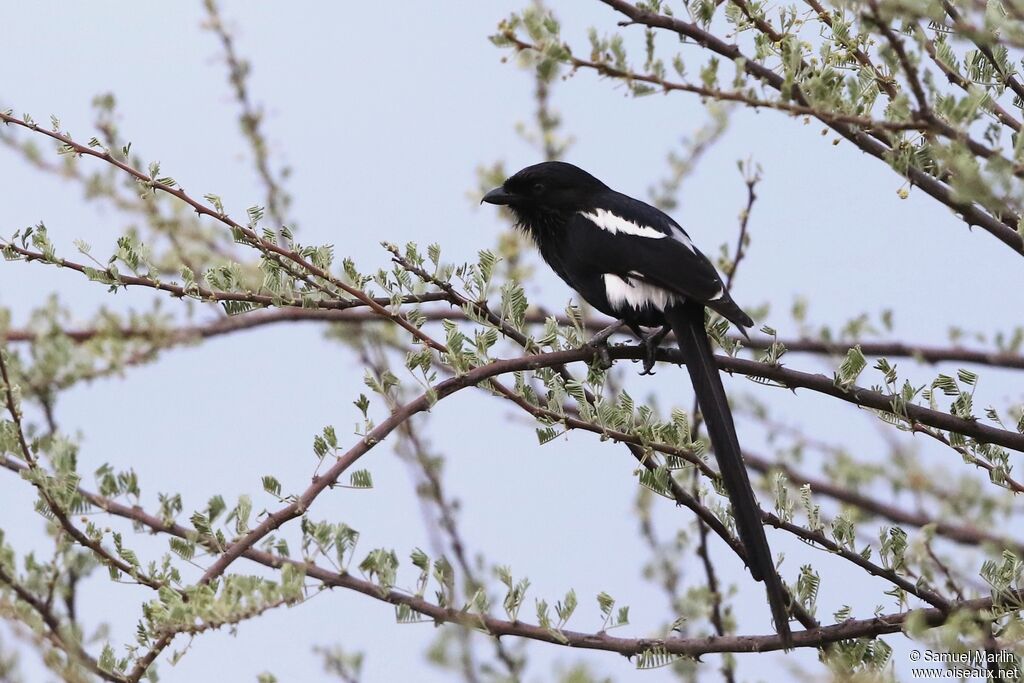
[594,0,1024,255]
[0,452,1003,659]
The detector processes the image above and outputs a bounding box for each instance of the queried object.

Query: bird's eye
[532,182,545,195]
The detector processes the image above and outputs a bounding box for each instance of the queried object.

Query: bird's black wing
[564,193,752,328]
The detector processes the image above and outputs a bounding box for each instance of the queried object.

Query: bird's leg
[586,318,626,369]
[632,324,671,375]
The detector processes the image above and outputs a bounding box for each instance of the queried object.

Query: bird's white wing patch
[603,274,679,312]
[666,223,696,252]
[580,209,667,240]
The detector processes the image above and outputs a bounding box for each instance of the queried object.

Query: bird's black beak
[481,186,514,206]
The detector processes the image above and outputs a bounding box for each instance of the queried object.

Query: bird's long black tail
[666,303,792,645]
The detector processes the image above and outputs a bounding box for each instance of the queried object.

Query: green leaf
[348,469,373,489]
[639,467,674,499]
[834,345,866,390]
[262,476,282,498]
[636,646,680,669]
[395,603,430,623]
[232,495,252,534]
[536,426,561,444]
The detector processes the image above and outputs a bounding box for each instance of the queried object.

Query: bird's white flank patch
[580,209,667,240]
[603,274,678,312]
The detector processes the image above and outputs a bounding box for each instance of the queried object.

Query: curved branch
[0,351,172,592]
[744,454,1024,553]
[0,561,128,683]
[609,345,1024,453]
[0,111,447,357]
[595,0,1024,255]
[0,452,1001,658]
[0,240,449,313]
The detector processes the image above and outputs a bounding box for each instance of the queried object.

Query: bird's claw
[636,325,670,376]
[638,338,658,375]
[639,355,657,375]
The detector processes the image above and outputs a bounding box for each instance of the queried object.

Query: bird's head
[481,162,608,215]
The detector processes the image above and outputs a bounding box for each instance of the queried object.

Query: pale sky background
[1,2,1023,682]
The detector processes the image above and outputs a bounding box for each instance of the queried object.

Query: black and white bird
[483,161,791,643]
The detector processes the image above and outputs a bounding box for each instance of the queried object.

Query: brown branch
[621,345,1024,452]
[0,111,448,357]
[0,240,448,314]
[196,246,1024,453]
[376,248,810,624]
[595,0,1024,255]
[689,167,761,680]
[199,548,1023,655]
[802,0,899,99]
[355,342,520,677]
[0,451,1002,658]
[501,34,926,132]
[768,337,1024,370]
[125,345,647,678]
[919,27,1023,133]
[372,337,929,618]
[694,477,737,683]
[203,0,291,231]
[0,561,127,683]
[941,0,1024,105]
[503,385,1020,553]
[10,286,1024,516]
[0,350,171,593]
[909,421,1022,493]
[743,452,1024,553]
[10,302,1024,494]
[724,165,758,291]
[9,308,1024,371]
